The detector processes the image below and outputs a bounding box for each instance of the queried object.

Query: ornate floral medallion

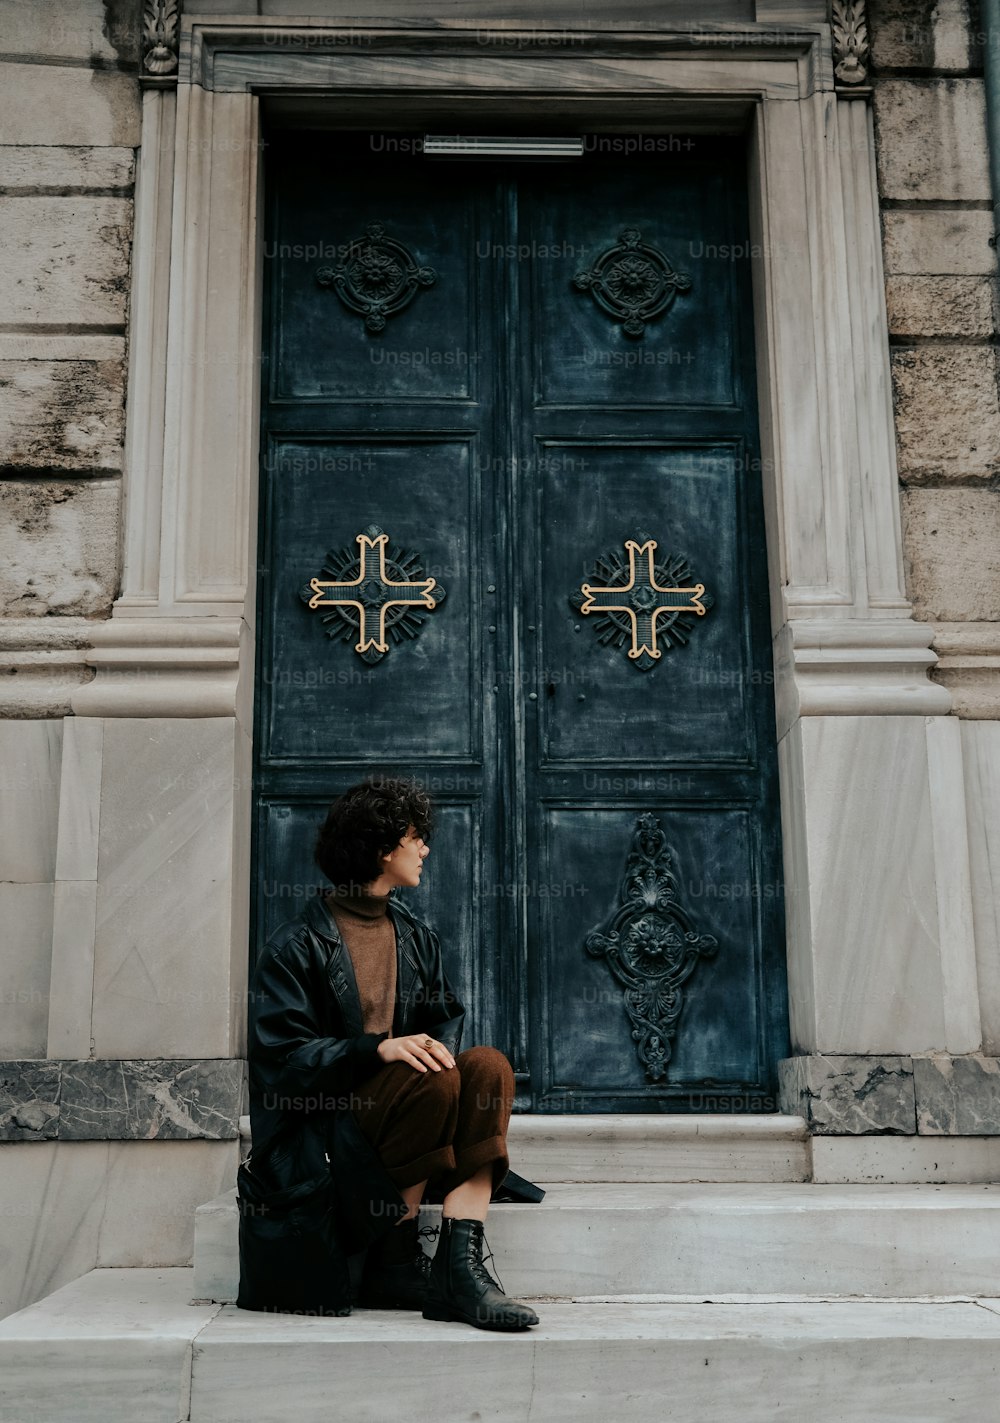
[573,228,692,338]
[315,222,437,332]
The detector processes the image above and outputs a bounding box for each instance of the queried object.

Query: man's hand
[376,1034,456,1073]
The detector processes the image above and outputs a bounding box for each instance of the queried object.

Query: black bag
[235,1119,352,1316]
[491,1168,546,1204]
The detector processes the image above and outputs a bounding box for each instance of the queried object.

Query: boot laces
[468,1223,506,1296]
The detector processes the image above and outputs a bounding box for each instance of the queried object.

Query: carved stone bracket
[584,813,719,1083]
[831,0,870,91]
[573,227,691,338]
[301,524,445,664]
[316,222,437,332]
[141,0,181,86]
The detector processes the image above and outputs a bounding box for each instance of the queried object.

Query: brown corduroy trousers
[351,1045,515,1198]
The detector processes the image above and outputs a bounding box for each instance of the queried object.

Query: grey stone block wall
[0,1,139,626]
[870,1,1000,630]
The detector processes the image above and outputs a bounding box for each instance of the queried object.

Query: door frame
[74,12,978,1074]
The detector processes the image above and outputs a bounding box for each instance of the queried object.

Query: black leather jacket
[246,887,466,1178]
[246,887,465,1202]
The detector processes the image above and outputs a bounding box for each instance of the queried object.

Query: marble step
[193,1180,1000,1304]
[237,1111,812,1182]
[3,1268,1000,1423]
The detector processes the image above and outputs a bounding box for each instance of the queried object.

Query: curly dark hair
[314,774,434,891]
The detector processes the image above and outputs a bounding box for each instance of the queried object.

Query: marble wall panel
[0,885,54,1059]
[812,1132,1000,1183]
[0,1139,238,1319]
[0,720,62,883]
[0,1062,60,1142]
[92,720,239,1059]
[797,717,948,1054]
[962,722,1000,1054]
[47,881,98,1060]
[0,1059,245,1143]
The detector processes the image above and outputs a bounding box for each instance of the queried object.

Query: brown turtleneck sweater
[326,888,397,1036]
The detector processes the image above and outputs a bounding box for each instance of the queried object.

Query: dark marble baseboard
[0,1059,247,1142]
[778,1054,1000,1135]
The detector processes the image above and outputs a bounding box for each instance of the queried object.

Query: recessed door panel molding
[271,148,478,405]
[301,523,445,665]
[535,805,765,1107]
[536,442,752,767]
[263,435,482,763]
[315,220,438,333]
[524,157,738,410]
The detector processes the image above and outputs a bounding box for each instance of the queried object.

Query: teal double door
[253,130,789,1111]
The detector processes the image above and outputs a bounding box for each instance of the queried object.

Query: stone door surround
[61,11,993,1126]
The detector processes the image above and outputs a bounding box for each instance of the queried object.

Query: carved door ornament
[584,813,719,1083]
[315,221,437,332]
[572,227,692,338]
[570,535,712,671]
[300,524,445,664]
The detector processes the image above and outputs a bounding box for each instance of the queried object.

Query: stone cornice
[8,615,985,722]
[773,618,953,736]
[930,622,1000,720]
[179,14,833,98]
[68,616,243,718]
[0,618,94,718]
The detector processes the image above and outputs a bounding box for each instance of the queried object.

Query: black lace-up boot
[422,1216,539,1331]
[358,1215,432,1310]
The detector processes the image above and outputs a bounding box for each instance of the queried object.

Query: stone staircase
[2,1116,1000,1422]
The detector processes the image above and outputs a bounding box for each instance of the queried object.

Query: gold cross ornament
[579,538,707,663]
[307,530,438,656]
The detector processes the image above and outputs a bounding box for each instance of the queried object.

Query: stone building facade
[1,0,999,1325]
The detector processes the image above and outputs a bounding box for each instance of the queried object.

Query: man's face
[380,823,429,889]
